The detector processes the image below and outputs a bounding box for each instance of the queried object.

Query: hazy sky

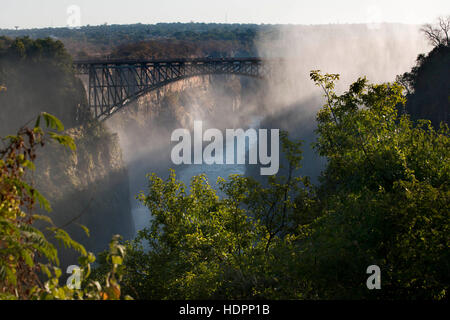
[1,0,449,29]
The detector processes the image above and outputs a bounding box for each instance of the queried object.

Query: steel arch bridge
[74,57,268,121]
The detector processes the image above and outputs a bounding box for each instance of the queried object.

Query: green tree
[112,133,314,299]
[95,72,449,300]
[0,36,86,136]
[397,18,449,127]
[0,113,130,300]
[304,71,449,299]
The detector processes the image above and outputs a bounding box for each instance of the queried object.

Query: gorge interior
[171,120,280,176]
[104,24,430,239]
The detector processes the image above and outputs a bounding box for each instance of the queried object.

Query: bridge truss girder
[74,58,268,121]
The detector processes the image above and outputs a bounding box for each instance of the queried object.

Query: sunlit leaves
[0,114,129,300]
[116,132,314,299]
[37,112,65,131]
[48,132,76,151]
[308,71,449,299]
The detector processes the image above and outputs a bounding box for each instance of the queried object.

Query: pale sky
[0,0,449,29]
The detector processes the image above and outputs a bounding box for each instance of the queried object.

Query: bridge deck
[74,57,263,66]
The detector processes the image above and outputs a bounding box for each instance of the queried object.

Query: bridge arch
[74,58,268,121]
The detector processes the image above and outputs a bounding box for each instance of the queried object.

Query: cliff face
[0,37,134,267]
[104,74,254,181]
[107,75,247,129]
[30,74,253,266]
[35,122,134,266]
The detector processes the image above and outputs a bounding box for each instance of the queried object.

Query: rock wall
[35,122,134,267]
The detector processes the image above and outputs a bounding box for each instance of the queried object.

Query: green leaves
[0,114,92,299]
[34,112,77,151]
[21,181,52,211]
[310,70,340,91]
[307,70,450,299]
[48,132,76,151]
[78,224,90,237]
[116,72,448,300]
[35,112,64,131]
[114,129,312,299]
[50,227,87,257]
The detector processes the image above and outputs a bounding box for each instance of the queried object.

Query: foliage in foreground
[1,73,448,300]
[0,112,130,299]
[106,72,449,300]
